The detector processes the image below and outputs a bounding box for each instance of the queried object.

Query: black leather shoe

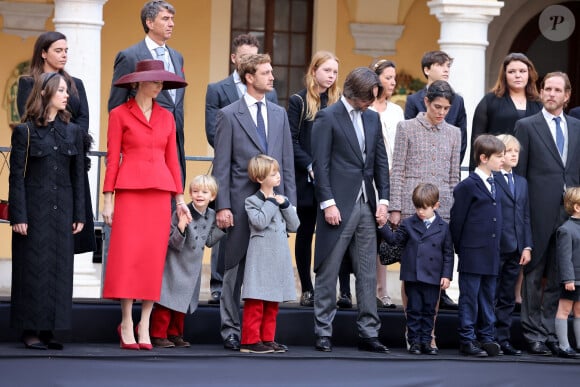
[558,347,580,359]
[500,342,522,356]
[528,341,551,356]
[208,291,221,305]
[337,293,352,309]
[315,336,332,352]
[438,291,458,310]
[358,338,390,353]
[460,342,488,357]
[223,334,240,351]
[546,341,574,357]
[408,343,421,355]
[481,341,501,356]
[421,343,438,355]
[300,290,314,307]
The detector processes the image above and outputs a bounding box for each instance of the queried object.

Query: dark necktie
[506,172,515,196]
[554,116,564,156]
[487,176,496,199]
[256,101,267,152]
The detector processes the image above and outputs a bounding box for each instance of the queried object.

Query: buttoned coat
[107,40,186,183]
[158,204,225,313]
[556,218,580,285]
[514,113,580,271]
[379,213,454,286]
[450,173,502,275]
[311,102,390,270]
[213,98,296,270]
[242,192,300,302]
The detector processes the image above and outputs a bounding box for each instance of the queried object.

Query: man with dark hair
[311,67,390,353]
[108,1,186,184]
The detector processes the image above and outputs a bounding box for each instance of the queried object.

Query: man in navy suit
[493,134,533,356]
[514,72,580,356]
[108,1,186,185]
[569,106,580,120]
[311,67,390,353]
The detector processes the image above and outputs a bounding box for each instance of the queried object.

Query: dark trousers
[241,299,279,344]
[495,251,521,345]
[150,304,185,339]
[295,206,317,293]
[405,281,440,345]
[458,272,497,344]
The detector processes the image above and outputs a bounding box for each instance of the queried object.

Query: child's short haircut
[473,134,505,166]
[247,154,280,183]
[189,174,218,197]
[412,183,440,209]
[421,50,453,79]
[496,134,521,150]
[563,187,580,215]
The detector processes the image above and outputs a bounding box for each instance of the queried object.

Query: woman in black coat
[17,31,95,254]
[10,73,85,349]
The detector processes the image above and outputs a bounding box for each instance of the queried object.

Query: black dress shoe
[438,291,458,310]
[208,291,221,305]
[408,343,421,355]
[358,338,390,353]
[528,341,551,355]
[315,336,332,352]
[421,343,438,355]
[39,331,63,350]
[500,342,522,356]
[460,342,488,357]
[223,334,240,351]
[300,290,314,307]
[558,347,580,359]
[337,293,352,309]
[481,341,501,356]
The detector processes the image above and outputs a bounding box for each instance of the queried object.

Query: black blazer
[470,93,542,170]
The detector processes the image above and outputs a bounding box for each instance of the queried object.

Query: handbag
[0,124,30,221]
[378,221,403,265]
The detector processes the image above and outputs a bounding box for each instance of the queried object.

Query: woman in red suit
[101,60,190,350]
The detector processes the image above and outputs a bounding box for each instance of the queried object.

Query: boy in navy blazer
[379,183,453,355]
[450,134,505,357]
[493,134,532,356]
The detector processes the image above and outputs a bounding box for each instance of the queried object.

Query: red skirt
[102,189,171,301]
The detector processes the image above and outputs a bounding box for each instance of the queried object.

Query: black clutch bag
[378,222,403,265]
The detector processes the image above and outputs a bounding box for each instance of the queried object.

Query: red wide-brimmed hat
[114,59,187,90]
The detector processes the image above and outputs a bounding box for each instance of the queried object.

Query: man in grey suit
[311,67,390,353]
[514,71,580,356]
[213,53,296,351]
[108,0,186,185]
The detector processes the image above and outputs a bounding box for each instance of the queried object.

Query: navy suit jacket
[205,73,278,147]
[107,40,186,184]
[379,213,454,285]
[569,106,580,120]
[450,173,502,275]
[404,88,467,163]
[493,171,533,254]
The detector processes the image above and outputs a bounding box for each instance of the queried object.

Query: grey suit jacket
[213,97,296,269]
[205,73,278,147]
[107,39,186,184]
[514,112,580,271]
[311,102,390,269]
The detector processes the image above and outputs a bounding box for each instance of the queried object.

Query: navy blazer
[379,213,454,285]
[569,107,580,120]
[450,173,502,275]
[205,73,278,147]
[493,171,533,254]
[404,88,467,163]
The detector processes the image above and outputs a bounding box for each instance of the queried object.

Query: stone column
[428,0,504,169]
[53,0,108,298]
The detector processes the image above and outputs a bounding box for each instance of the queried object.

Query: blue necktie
[487,176,496,199]
[154,46,176,101]
[424,220,431,229]
[506,172,515,196]
[256,102,267,152]
[554,117,564,156]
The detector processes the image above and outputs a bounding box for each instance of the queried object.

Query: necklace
[139,105,152,114]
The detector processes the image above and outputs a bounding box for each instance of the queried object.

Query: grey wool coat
[158,204,225,314]
[242,191,300,303]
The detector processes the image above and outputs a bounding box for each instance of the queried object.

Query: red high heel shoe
[135,325,153,351]
[117,324,139,350]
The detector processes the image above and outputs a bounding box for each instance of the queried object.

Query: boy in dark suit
[493,134,533,356]
[379,183,454,355]
[450,134,505,357]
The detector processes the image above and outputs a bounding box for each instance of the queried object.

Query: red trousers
[241,299,279,344]
[150,303,185,338]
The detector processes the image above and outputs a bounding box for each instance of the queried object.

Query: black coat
[9,119,85,330]
[17,75,96,253]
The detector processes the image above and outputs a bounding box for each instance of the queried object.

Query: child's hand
[440,278,450,290]
[565,282,575,291]
[519,249,531,265]
[177,211,191,233]
[274,194,285,204]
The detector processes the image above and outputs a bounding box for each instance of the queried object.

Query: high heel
[135,325,153,351]
[117,324,139,350]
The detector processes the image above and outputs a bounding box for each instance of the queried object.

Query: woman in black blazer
[287,51,340,306]
[470,53,542,171]
[17,31,96,254]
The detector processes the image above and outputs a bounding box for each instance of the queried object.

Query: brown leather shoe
[168,335,191,348]
[151,337,175,348]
